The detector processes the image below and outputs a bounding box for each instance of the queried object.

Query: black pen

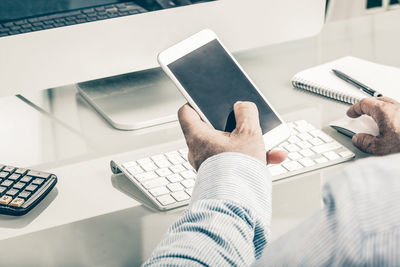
[332,69,383,97]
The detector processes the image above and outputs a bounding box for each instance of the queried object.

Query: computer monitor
[0,0,325,128]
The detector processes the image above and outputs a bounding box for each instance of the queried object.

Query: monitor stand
[77,68,186,130]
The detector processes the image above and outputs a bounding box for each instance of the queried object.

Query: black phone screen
[167,39,282,134]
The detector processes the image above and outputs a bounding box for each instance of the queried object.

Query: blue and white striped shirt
[144,152,400,266]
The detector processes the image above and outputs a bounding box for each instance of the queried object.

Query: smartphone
[158,29,290,150]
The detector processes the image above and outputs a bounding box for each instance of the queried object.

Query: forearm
[144,153,272,266]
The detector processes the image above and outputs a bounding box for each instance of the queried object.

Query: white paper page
[338,57,400,102]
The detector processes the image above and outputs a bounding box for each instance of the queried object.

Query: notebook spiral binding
[292,77,363,105]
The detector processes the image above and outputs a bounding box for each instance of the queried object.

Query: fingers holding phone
[178,102,287,170]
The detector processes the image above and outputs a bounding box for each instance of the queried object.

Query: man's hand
[347,97,400,155]
[178,101,287,170]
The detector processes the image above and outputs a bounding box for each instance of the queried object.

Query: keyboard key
[18,191,31,199]
[183,162,194,170]
[137,158,152,165]
[297,132,313,141]
[10,198,24,207]
[154,159,172,168]
[0,195,12,205]
[288,136,301,143]
[309,137,324,146]
[282,161,304,171]
[6,189,19,197]
[127,166,144,176]
[13,182,25,190]
[134,171,158,182]
[149,186,169,197]
[180,170,196,180]
[8,174,20,181]
[181,179,195,189]
[155,168,172,177]
[288,152,302,160]
[0,172,9,179]
[171,191,190,202]
[268,165,288,176]
[32,178,45,185]
[312,142,342,154]
[185,188,193,196]
[168,156,185,165]
[27,170,51,179]
[166,174,183,183]
[340,151,354,158]
[170,164,186,173]
[323,151,340,160]
[285,144,300,152]
[151,154,166,162]
[297,141,312,149]
[122,161,137,169]
[25,184,38,192]
[157,195,176,206]
[299,158,315,167]
[315,157,329,164]
[167,183,184,192]
[20,175,33,183]
[14,168,28,175]
[1,180,13,188]
[142,178,169,190]
[3,166,15,172]
[0,187,7,195]
[299,149,314,157]
[140,162,158,172]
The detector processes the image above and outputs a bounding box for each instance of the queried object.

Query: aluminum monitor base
[78,69,185,130]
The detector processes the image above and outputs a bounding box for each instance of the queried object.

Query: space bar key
[312,142,342,154]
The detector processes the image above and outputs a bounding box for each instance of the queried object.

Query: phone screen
[167,39,282,134]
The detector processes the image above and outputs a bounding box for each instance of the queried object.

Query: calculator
[0,164,57,216]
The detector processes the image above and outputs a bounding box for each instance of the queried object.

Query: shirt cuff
[190,152,272,224]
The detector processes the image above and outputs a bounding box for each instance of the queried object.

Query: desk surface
[1,10,400,266]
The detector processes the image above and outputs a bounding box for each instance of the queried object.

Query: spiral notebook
[291,56,400,104]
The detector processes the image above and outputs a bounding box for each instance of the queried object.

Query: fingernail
[352,135,358,144]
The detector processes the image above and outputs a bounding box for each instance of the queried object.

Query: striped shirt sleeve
[143,152,271,266]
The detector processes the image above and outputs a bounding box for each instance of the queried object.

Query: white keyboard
[111,120,355,211]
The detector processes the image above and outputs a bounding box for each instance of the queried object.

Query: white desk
[1,10,400,266]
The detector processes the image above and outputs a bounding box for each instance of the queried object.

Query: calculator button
[13,182,25,190]
[0,165,4,171]
[18,191,31,199]
[20,175,33,183]
[0,187,7,195]
[14,168,28,175]
[32,178,44,185]
[10,198,24,207]
[25,184,38,192]
[0,195,12,205]
[3,166,15,173]
[6,189,19,197]
[1,180,14,188]
[27,170,51,179]
[0,172,9,179]
[8,174,20,181]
